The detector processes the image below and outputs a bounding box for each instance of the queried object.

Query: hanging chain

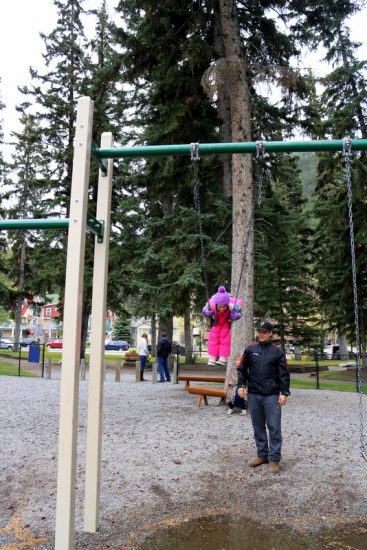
[343,137,367,461]
[191,143,210,301]
[233,142,266,299]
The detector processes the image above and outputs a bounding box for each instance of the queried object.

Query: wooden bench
[177,374,225,389]
[186,385,226,408]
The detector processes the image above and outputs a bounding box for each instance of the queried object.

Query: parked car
[172,341,186,355]
[104,340,129,351]
[20,337,38,347]
[0,339,14,351]
[46,338,63,349]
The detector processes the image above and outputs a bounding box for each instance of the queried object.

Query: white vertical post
[84,132,113,532]
[172,355,178,384]
[115,359,121,382]
[152,362,158,384]
[80,358,86,381]
[55,97,94,550]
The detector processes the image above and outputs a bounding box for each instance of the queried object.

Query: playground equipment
[1,96,366,549]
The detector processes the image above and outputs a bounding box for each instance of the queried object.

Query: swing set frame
[1,97,366,549]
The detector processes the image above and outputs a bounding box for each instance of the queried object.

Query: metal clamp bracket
[87,213,104,243]
[256,140,265,158]
[91,142,108,176]
[190,142,200,161]
[342,137,352,157]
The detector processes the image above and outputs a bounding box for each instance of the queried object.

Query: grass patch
[290,378,366,393]
[288,358,344,367]
[0,362,35,377]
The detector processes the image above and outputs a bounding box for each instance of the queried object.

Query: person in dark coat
[156,332,172,382]
[237,322,290,473]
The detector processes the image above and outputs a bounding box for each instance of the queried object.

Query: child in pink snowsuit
[202,286,242,367]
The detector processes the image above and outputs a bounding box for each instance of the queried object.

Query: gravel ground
[1,372,367,549]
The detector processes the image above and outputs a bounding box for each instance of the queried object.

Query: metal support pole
[135,360,140,382]
[55,96,94,550]
[315,352,320,390]
[84,132,114,533]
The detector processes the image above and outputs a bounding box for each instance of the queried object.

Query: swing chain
[255,140,266,206]
[192,154,209,301]
[343,139,367,461]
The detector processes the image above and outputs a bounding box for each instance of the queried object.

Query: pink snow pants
[208,318,231,358]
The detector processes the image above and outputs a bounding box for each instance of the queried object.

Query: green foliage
[112,309,132,342]
[254,154,319,345]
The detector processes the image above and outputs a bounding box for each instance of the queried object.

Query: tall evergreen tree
[303,5,367,359]
[4,113,51,347]
[254,154,318,348]
[112,0,226,356]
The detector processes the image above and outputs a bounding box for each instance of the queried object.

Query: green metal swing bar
[0,214,104,242]
[94,138,367,159]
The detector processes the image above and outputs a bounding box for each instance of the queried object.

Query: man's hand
[237,387,247,399]
[278,395,287,407]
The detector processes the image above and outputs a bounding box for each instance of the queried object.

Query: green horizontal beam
[0,219,69,231]
[94,139,367,159]
[0,215,104,242]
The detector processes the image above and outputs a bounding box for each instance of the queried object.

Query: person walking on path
[156,332,172,382]
[137,333,149,381]
[237,322,290,473]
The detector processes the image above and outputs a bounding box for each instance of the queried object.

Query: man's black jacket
[157,337,172,358]
[238,341,290,396]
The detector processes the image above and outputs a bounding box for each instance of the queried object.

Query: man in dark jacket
[156,332,172,382]
[237,322,290,473]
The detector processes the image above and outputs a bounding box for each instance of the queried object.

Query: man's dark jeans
[157,356,171,381]
[248,393,282,463]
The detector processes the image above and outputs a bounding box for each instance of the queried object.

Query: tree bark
[218,0,254,389]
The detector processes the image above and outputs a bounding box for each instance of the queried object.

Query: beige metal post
[55,97,94,550]
[84,132,114,532]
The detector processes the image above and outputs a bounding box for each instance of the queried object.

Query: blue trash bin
[28,344,41,364]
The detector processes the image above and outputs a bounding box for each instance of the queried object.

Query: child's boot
[216,356,227,367]
[208,355,217,366]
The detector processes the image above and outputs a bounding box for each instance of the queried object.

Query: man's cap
[257,322,273,332]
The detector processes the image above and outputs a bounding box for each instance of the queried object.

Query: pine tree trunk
[338,332,348,358]
[219,0,253,388]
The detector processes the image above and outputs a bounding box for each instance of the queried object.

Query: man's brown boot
[249,456,269,467]
[269,462,280,473]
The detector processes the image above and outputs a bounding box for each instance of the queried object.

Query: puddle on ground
[143,515,367,549]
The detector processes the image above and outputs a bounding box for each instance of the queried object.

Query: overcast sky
[0,1,366,145]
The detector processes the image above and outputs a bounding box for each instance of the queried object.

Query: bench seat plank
[177,375,225,389]
[186,385,226,407]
